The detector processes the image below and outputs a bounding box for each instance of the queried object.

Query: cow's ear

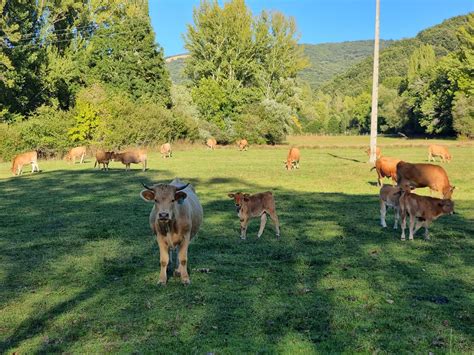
[452,186,457,191]
[140,189,155,202]
[175,191,187,204]
[228,193,235,198]
[243,193,250,201]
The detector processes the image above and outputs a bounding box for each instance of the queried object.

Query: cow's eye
[171,199,175,202]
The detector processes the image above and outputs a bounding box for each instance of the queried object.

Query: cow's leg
[408,214,415,240]
[393,207,400,229]
[424,222,431,240]
[380,200,387,227]
[157,237,169,285]
[268,210,280,238]
[240,218,248,240]
[428,152,432,162]
[177,238,191,285]
[400,207,407,241]
[31,162,35,173]
[257,213,267,238]
[80,153,85,164]
[377,173,382,187]
[413,219,424,236]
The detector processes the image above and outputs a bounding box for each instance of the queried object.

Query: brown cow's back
[373,157,401,186]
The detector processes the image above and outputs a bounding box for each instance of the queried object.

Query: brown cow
[237,139,249,151]
[112,150,147,171]
[140,178,203,285]
[371,157,401,186]
[399,191,454,241]
[94,150,114,171]
[428,144,452,163]
[228,191,280,239]
[64,146,86,164]
[160,143,172,158]
[379,185,403,229]
[206,138,217,150]
[285,147,300,170]
[396,161,455,199]
[366,146,382,160]
[11,151,39,175]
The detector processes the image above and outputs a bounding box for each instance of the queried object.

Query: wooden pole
[369,0,380,164]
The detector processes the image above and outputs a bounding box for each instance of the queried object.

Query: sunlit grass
[0,138,473,353]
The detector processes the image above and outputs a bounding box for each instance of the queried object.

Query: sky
[150,0,474,57]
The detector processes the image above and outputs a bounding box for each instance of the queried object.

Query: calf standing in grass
[65,146,86,164]
[94,150,114,171]
[228,192,280,240]
[160,143,172,158]
[399,191,455,241]
[11,151,39,175]
[113,149,147,171]
[379,185,402,229]
[141,179,203,285]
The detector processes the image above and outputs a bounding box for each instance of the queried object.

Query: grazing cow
[228,191,280,240]
[237,139,249,151]
[371,157,401,186]
[160,143,172,158]
[206,138,217,150]
[396,161,455,199]
[140,178,203,285]
[379,185,403,229]
[11,151,39,175]
[112,150,147,171]
[366,146,382,160]
[64,146,86,164]
[428,144,452,163]
[94,150,114,171]
[399,191,454,241]
[285,147,300,170]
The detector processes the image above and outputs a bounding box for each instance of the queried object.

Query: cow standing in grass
[379,185,402,229]
[113,150,147,171]
[160,143,172,158]
[396,161,455,199]
[11,151,39,175]
[428,144,452,163]
[206,138,217,150]
[371,157,401,186]
[366,146,382,160]
[228,191,280,240]
[399,191,455,241]
[65,146,86,164]
[237,139,249,151]
[285,147,300,170]
[94,150,114,171]
[141,178,203,285]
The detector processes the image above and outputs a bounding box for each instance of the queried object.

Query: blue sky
[150,0,474,57]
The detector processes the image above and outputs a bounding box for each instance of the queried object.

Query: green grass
[1,139,473,353]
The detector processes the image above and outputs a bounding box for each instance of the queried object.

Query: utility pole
[369,0,380,164]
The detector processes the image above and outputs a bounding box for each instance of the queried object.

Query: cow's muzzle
[235,205,241,213]
[158,212,170,221]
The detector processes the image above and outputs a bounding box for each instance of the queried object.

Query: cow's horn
[142,183,153,190]
[176,183,189,191]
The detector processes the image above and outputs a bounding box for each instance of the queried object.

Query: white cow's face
[141,184,188,222]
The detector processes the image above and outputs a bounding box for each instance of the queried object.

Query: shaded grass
[0,141,473,353]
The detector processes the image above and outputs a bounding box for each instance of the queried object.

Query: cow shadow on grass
[0,173,472,353]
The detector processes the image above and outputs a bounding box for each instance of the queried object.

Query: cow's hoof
[240,237,246,240]
[173,270,181,277]
[158,279,167,286]
[401,237,406,241]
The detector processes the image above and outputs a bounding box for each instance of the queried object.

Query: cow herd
[7,141,458,285]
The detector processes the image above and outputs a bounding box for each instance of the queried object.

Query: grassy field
[1,138,473,353]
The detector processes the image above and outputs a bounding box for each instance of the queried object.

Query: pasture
[1,137,473,353]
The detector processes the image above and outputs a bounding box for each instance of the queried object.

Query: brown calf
[228,191,280,239]
[141,178,203,285]
[371,157,401,186]
[64,146,86,164]
[160,143,172,158]
[94,150,114,171]
[399,191,454,241]
[379,185,403,229]
[112,150,147,171]
[11,151,39,175]
[285,147,300,170]
[428,144,452,163]
[396,161,455,199]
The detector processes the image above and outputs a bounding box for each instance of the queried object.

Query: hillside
[321,14,472,96]
[165,40,393,87]
[297,40,393,88]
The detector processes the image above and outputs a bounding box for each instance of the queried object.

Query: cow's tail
[370,166,376,171]
[94,160,97,168]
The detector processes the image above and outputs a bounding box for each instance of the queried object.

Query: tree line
[0,1,472,160]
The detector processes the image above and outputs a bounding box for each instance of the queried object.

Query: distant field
[1,139,473,353]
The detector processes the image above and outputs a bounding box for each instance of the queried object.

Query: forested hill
[321,14,471,96]
[297,40,393,88]
[166,40,393,87]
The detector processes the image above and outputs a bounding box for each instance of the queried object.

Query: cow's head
[141,183,189,222]
[442,185,456,200]
[438,199,455,215]
[228,192,250,212]
[284,160,295,170]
